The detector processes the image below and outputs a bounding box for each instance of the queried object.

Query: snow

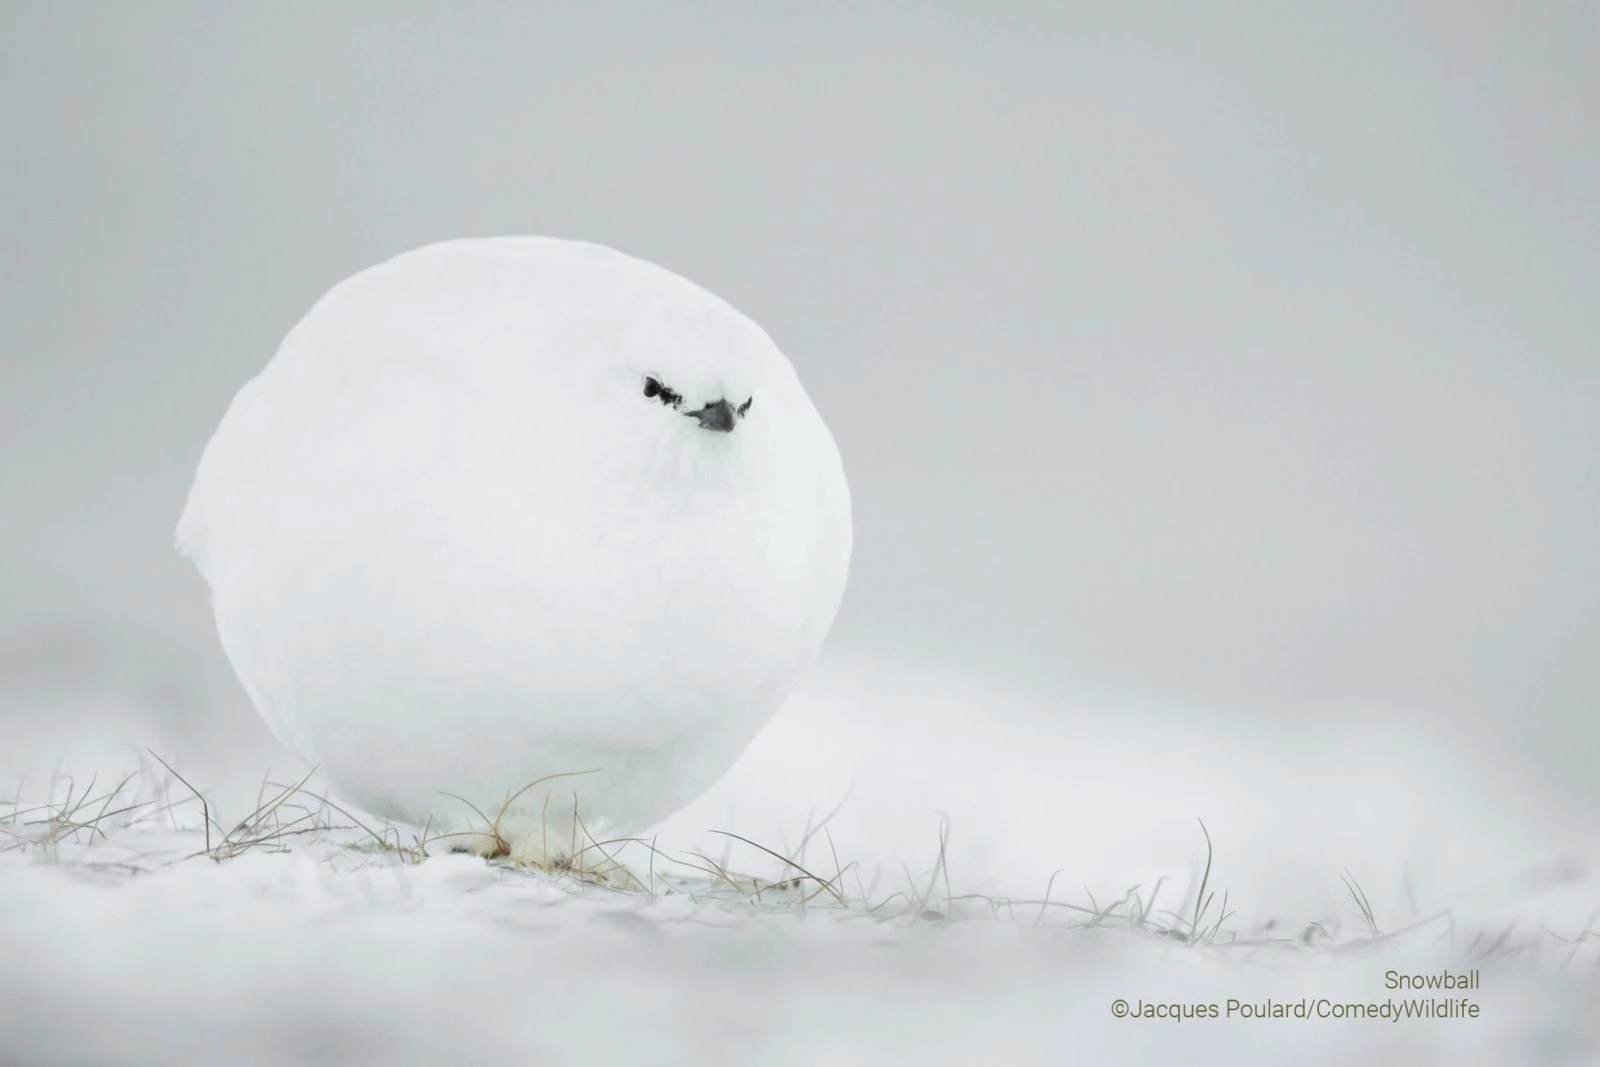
[2,654,1596,1065]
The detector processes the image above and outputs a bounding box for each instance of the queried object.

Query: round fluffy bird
[177,237,852,864]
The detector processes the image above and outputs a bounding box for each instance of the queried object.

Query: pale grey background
[1,5,1596,804]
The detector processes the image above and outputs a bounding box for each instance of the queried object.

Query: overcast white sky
[1,4,1596,804]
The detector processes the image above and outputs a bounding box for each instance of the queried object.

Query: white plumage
[178,237,851,862]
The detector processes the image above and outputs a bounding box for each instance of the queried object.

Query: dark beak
[687,398,737,433]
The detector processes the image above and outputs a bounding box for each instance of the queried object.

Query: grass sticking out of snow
[2,754,1596,971]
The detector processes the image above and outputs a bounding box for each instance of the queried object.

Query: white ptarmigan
[177,237,852,863]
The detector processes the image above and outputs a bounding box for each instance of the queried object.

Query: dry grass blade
[564,810,644,890]
[1340,869,1380,939]
[1188,818,1216,945]
[145,750,215,856]
[26,772,155,846]
[683,848,749,895]
[1473,920,1519,962]
[918,814,954,919]
[707,829,846,906]
[1035,869,1064,929]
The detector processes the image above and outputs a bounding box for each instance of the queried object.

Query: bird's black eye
[642,375,682,408]
[737,397,753,417]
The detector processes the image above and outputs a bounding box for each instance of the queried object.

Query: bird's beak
[687,399,737,433]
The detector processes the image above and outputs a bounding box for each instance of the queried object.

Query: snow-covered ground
[2,653,1596,1065]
